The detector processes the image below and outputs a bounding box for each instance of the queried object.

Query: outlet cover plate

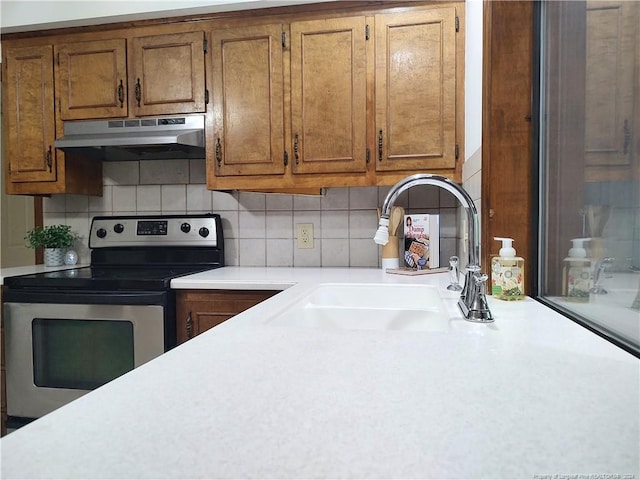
[297,223,314,249]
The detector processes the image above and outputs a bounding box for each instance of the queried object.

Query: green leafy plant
[25,225,76,249]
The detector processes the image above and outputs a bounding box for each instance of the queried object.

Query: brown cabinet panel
[4,45,57,184]
[290,17,367,174]
[130,31,206,117]
[375,8,457,172]
[175,290,279,344]
[211,24,286,176]
[55,39,128,120]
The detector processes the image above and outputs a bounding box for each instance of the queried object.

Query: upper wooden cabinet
[207,3,463,190]
[4,46,58,184]
[55,31,207,120]
[290,17,367,175]
[3,45,103,195]
[55,39,127,120]
[211,24,286,177]
[375,8,457,172]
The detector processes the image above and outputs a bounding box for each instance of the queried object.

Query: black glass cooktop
[4,265,213,291]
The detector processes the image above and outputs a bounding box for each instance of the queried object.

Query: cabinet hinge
[203,38,208,54]
[58,98,61,114]
[455,16,460,32]
[455,143,459,160]
[56,52,60,66]
[284,151,289,166]
[365,24,370,41]
[366,148,370,164]
[281,31,286,49]
[205,89,209,105]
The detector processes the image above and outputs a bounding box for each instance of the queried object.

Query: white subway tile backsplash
[89,187,113,213]
[238,238,266,266]
[112,186,137,212]
[104,162,139,186]
[349,186,378,210]
[266,194,293,211]
[293,194,321,211]
[321,210,349,238]
[238,192,266,211]
[321,188,349,210]
[266,211,293,239]
[47,158,468,268]
[136,186,161,211]
[239,211,266,239]
[266,239,294,266]
[349,210,378,239]
[321,238,349,266]
[186,184,212,212]
[189,159,207,184]
[293,243,321,267]
[220,211,239,239]
[160,185,187,212]
[349,239,379,267]
[140,160,189,185]
[212,190,239,211]
[293,211,321,238]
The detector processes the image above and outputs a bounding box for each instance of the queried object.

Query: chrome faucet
[374,173,494,322]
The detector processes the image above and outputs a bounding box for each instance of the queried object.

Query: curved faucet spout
[376,174,480,270]
[374,173,492,323]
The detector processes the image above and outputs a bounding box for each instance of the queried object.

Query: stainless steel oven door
[4,301,165,419]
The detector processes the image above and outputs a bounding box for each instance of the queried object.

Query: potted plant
[25,224,77,267]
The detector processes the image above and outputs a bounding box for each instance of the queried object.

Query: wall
[43,160,461,268]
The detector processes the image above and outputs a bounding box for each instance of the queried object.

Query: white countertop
[2,267,639,479]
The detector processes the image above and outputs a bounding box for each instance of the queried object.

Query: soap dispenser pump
[562,238,592,302]
[491,237,525,300]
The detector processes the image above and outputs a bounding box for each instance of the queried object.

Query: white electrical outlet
[297,223,314,249]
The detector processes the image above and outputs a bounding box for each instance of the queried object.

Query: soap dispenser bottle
[562,238,592,302]
[491,237,525,300]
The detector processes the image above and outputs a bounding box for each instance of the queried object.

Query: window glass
[538,1,640,355]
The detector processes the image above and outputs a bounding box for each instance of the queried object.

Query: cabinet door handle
[135,78,142,107]
[117,80,124,108]
[378,129,383,162]
[215,138,222,166]
[186,311,193,339]
[46,146,52,172]
[294,133,300,164]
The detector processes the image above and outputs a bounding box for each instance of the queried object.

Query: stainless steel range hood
[55,115,205,161]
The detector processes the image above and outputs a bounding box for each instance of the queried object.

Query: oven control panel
[89,214,222,248]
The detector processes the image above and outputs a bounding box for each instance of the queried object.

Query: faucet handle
[447,256,463,291]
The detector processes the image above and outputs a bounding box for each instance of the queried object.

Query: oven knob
[198,227,210,238]
[114,223,124,234]
[181,222,191,233]
[96,228,107,238]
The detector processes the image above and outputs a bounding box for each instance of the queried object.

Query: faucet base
[458,298,494,323]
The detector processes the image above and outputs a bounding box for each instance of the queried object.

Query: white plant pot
[44,248,66,267]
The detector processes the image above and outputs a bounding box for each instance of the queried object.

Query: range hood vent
[54,115,205,161]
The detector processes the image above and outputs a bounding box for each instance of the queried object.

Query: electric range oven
[3,214,224,425]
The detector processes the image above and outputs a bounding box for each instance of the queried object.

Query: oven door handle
[3,290,168,305]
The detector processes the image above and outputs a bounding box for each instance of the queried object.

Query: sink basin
[267,283,450,332]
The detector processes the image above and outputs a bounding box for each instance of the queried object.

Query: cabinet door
[129,31,206,117]
[584,1,637,177]
[3,45,57,183]
[211,24,286,176]
[290,17,367,174]
[375,8,457,171]
[55,39,128,120]
[175,290,278,344]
